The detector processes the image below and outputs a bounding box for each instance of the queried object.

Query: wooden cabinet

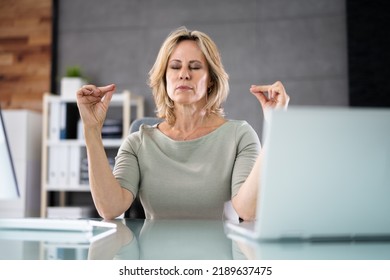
[40,91,144,217]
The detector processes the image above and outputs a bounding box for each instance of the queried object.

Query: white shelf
[46,185,90,192]
[46,139,123,147]
[46,91,133,104]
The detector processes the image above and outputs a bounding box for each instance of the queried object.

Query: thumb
[101,84,116,107]
[102,90,114,107]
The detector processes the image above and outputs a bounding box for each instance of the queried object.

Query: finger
[271,81,286,96]
[251,84,278,102]
[250,90,268,106]
[252,81,286,90]
[251,82,289,101]
[78,84,98,96]
[97,84,116,95]
[269,88,277,101]
[269,82,290,108]
[250,84,272,94]
[87,84,116,100]
[102,90,114,108]
[101,85,116,107]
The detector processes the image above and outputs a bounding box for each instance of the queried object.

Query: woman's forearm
[84,127,133,219]
[232,150,264,221]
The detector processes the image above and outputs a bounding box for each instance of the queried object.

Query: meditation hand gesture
[250,81,290,121]
[76,84,116,130]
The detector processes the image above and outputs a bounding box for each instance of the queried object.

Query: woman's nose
[179,69,190,80]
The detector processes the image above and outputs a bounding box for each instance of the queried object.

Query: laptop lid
[0,107,20,199]
[256,106,390,240]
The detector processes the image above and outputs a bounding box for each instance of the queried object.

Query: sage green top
[113,120,260,219]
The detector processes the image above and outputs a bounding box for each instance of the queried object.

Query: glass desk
[1,219,390,260]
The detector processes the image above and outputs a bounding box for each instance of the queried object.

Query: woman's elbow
[232,199,257,221]
[96,206,125,220]
[98,210,118,221]
[237,210,256,221]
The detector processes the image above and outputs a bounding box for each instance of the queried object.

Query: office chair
[125,117,162,219]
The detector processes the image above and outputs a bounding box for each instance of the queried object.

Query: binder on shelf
[107,157,115,171]
[57,145,69,188]
[69,146,81,187]
[59,103,67,139]
[48,146,60,187]
[79,157,89,186]
[49,146,84,190]
[102,119,122,139]
[77,119,84,140]
[49,101,60,140]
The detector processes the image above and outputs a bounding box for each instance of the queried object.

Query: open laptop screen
[0,107,19,199]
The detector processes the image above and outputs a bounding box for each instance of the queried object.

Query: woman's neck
[158,106,225,141]
[172,105,208,133]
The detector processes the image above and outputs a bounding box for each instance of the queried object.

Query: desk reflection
[0,219,237,260]
[2,219,390,260]
[89,219,234,260]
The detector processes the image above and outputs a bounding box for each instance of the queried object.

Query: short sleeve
[113,131,142,198]
[231,122,261,197]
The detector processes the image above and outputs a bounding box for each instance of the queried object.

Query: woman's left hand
[250,81,290,120]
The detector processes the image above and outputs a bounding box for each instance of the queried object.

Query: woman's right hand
[76,84,116,130]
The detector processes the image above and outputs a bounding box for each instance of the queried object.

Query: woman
[76,27,289,220]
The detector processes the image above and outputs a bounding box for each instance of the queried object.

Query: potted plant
[60,65,88,100]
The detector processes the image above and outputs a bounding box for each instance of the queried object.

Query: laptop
[227,106,390,241]
[0,107,116,239]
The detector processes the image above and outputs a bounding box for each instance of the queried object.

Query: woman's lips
[176,85,192,90]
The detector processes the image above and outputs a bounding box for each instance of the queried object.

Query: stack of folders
[48,101,81,189]
[49,101,67,141]
[78,119,123,139]
[101,119,122,139]
[79,157,89,186]
[48,102,121,190]
[48,145,81,189]
[79,157,115,186]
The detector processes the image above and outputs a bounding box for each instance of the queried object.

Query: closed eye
[189,62,202,70]
[168,60,203,70]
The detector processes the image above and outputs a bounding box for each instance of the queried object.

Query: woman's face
[166,40,211,107]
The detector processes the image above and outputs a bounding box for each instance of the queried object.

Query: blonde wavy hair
[148,26,229,125]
